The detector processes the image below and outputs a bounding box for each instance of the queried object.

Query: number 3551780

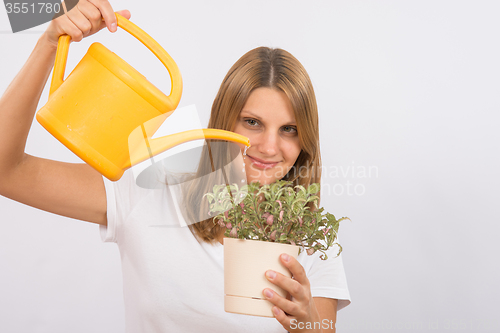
[5,2,62,14]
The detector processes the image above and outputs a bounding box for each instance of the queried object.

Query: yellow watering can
[36,13,249,181]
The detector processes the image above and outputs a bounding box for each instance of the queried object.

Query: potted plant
[204,180,349,317]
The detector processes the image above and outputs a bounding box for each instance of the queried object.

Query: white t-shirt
[100,169,351,332]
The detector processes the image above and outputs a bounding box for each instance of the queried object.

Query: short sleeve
[302,244,351,311]
[99,169,151,243]
[99,174,117,243]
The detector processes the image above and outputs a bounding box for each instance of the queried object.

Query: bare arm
[0,2,131,225]
[314,297,338,333]
[0,34,56,174]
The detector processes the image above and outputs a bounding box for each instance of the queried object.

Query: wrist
[38,32,59,52]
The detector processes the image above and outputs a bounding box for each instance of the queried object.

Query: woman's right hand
[43,0,131,49]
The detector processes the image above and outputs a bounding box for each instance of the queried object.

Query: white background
[1,1,499,332]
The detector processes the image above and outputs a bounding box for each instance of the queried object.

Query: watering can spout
[125,128,251,170]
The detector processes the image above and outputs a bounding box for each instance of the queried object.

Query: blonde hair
[186,47,322,244]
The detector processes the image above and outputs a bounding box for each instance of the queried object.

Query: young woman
[0,1,350,332]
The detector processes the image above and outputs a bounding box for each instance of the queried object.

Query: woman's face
[232,87,302,185]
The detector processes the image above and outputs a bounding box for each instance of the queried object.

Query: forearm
[0,33,57,173]
[314,297,337,332]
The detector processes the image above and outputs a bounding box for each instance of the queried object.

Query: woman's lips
[246,155,279,169]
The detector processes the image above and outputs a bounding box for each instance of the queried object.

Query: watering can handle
[49,13,182,111]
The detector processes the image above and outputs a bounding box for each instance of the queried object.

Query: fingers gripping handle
[49,13,182,111]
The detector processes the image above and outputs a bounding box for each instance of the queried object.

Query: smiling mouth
[246,155,279,169]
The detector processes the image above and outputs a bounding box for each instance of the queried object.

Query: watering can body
[36,13,249,181]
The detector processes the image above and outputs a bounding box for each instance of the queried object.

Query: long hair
[185,47,322,244]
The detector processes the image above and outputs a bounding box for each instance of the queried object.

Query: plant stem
[252,195,269,241]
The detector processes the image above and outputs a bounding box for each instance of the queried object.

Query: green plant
[203,180,349,260]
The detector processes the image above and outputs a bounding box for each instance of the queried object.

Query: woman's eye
[245,119,259,126]
[283,126,297,133]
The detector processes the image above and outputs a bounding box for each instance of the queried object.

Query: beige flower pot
[223,238,300,317]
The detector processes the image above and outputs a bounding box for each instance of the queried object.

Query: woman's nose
[257,130,280,156]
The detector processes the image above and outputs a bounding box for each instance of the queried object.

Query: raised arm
[0,1,131,225]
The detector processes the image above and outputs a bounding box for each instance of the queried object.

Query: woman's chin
[245,164,292,185]
[246,176,278,186]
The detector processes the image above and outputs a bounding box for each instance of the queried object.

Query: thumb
[115,9,131,20]
[98,10,131,32]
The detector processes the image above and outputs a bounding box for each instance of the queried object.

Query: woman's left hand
[263,253,322,333]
